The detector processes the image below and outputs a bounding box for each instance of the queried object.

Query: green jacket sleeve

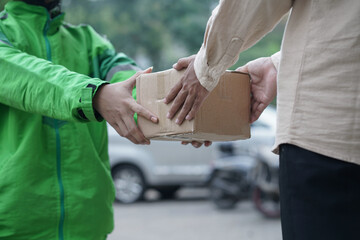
[85,26,141,84]
[85,26,141,122]
[0,41,107,122]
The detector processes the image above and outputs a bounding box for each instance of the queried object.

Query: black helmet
[22,0,61,11]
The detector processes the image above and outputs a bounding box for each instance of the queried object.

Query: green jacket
[0,1,139,239]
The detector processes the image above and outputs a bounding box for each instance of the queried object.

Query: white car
[212,106,277,177]
[107,125,215,203]
[229,106,276,157]
[108,106,276,204]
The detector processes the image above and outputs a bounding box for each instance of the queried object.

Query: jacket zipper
[43,12,65,240]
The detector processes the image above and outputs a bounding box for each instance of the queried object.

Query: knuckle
[175,81,183,88]
[133,105,141,114]
[129,127,138,135]
[183,101,192,109]
[192,103,199,111]
[194,97,203,106]
[183,83,191,89]
[134,71,142,77]
[180,89,189,97]
[172,100,183,108]
[140,111,151,119]
[193,103,201,110]
[189,87,197,94]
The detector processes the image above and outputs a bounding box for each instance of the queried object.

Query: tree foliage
[1,0,286,71]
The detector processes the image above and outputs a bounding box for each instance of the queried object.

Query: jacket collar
[5,1,65,34]
[6,1,49,16]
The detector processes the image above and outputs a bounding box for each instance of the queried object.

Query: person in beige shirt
[164,0,360,239]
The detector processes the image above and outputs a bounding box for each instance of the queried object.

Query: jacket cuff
[79,82,108,122]
[194,45,220,92]
[270,51,281,71]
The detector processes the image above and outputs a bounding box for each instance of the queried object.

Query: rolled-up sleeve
[271,51,281,71]
[194,0,292,91]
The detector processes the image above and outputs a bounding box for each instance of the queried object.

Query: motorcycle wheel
[210,180,238,209]
[252,186,280,218]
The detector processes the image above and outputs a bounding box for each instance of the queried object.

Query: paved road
[108,188,282,240]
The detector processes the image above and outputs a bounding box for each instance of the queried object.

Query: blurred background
[0,0,287,239]
[0,0,286,71]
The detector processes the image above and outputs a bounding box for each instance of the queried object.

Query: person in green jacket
[0,0,159,239]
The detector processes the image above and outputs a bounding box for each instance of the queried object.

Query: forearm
[195,0,291,91]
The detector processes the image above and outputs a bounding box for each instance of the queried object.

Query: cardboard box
[136,69,251,142]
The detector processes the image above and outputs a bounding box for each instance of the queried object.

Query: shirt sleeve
[194,0,292,91]
[270,51,281,71]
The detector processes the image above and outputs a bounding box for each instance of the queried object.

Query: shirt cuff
[194,45,221,92]
[270,51,281,71]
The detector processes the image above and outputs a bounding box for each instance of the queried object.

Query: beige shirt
[194,0,360,164]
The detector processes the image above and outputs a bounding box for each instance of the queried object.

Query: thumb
[173,59,188,70]
[143,66,153,74]
[173,55,195,70]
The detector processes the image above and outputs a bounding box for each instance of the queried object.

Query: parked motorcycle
[209,144,280,218]
[252,147,280,218]
[209,153,256,209]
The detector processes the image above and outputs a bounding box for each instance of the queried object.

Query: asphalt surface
[108,188,282,240]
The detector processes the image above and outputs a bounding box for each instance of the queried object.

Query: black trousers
[279,144,360,240]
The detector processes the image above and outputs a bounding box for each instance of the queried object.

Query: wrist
[264,57,278,98]
[93,83,109,117]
